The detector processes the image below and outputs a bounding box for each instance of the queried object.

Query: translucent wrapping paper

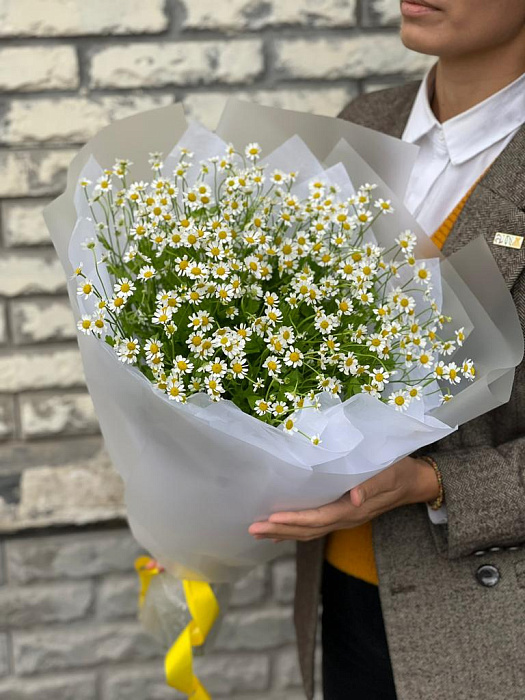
[44,100,523,586]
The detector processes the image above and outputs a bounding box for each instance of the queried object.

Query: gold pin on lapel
[493,232,524,249]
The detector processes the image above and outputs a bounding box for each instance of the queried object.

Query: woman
[248,2,525,698]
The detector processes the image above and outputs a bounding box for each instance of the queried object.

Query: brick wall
[0,0,433,697]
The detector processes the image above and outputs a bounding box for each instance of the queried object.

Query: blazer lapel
[441,124,525,289]
[375,82,525,289]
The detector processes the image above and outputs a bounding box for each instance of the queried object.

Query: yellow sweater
[325,180,481,584]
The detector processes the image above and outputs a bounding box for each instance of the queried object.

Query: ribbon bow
[135,556,220,699]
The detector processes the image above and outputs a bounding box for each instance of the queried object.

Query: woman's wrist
[411,457,442,505]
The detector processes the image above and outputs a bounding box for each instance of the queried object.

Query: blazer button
[476,564,500,587]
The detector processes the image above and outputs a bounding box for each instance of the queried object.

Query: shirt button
[475,564,500,587]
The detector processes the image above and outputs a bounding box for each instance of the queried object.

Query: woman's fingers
[250,521,328,540]
[267,493,354,528]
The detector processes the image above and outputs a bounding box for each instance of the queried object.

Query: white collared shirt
[402,67,525,524]
[402,67,525,237]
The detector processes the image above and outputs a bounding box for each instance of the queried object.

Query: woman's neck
[431,36,525,122]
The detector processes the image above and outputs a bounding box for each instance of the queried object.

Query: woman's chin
[400,23,446,56]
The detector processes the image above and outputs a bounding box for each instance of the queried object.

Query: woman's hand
[248,456,440,543]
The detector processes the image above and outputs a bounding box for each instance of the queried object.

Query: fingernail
[355,489,364,506]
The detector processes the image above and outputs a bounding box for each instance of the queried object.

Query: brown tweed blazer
[294,81,525,700]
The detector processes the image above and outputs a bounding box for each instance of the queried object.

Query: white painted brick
[183,86,355,130]
[97,574,139,620]
[193,653,270,695]
[364,0,401,26]
[181,0,357,29]
[15,456,125,529]
[0,581,93,627]
[0,635,6,677]
[275,35,434,80]
[1,94,174,145]
[0,347,85,392]
[274,646,302,689]
[0,150,76,198]
[0,251,66,297]
[0,673,97,700]
[0,397,14,441]
[1,199,52,247]
[0,0,168,37]
[272,557,296,603]
[20,391,98,438]
[102,664,180,700]
[11,299,75,344]
[6,529,142,583]
[12,621,161,674]
[90,40,264,89]
[103,655,270,700]
[230,564,268,606]
[0,301,6,345]
[214,608,295,650]
[0,47,79,92]
[274,644,322,691]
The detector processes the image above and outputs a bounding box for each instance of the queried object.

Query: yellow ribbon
[135,556,220,699]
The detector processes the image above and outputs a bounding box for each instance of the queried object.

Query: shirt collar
[402,65,525,166]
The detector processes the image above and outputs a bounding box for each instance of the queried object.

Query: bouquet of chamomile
[75,144,472,439]
[45,101,520,583]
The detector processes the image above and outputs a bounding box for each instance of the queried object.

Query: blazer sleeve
[425,269,525,558]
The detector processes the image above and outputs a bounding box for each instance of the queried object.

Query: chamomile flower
[114,278,135,298]
[263,355,282,378]
[109,295,127,314]
[207,358,228,378]
[374,198,394,213]
[388,390,410,411]
[370,367,393,391]
[77,279,95,299]
[204,376,224,399]
[283,416,296,434]
[92,313,107,336]
[284,347,304,368]
[407,385,423,401]
[272,401,288,418]
[117,337,140,364]
[166,377,186,402]
[461,359,476,380]
[77,314,94,334]
[245,142,262,161]
[139,265,156,281]
[173,355,194,375]
[443,362,461,384]
[414,262,431,285]
[230,357,248,379]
